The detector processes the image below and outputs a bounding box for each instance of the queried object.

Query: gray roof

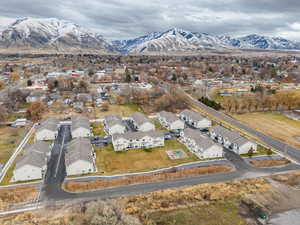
[131,112,152,126]
[159,111,181,124]
[113,130,164,141]
[104,114,125,128]
[72,116,90,131]
[16,152,46,169]
[38,118,59,132]
[15,141,50,170]
[211,125,253,145]
[211,125,240,141]
[23,141,51,156]
[183,128,217,151]
[180,109,205,122]
[65,138,94,166]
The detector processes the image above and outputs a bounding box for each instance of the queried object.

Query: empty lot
[0,126,28,166]
[234,112,300,149]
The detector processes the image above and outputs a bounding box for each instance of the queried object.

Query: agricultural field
[234,112,300,149]
[94,140,199,175]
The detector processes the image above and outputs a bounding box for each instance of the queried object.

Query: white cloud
[0,0,300,40]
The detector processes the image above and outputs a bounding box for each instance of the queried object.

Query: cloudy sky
[1,0,300,40]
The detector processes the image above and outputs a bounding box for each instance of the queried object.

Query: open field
[93,103,143,118]
[148,200,247,225]
[64,165,232,192]
[233,112,300,149]
[94,140,200,175]
[0,185,38,211]
[0,126,28,166]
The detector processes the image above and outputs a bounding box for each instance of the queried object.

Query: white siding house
[104,115,126,135]
[112,131,164,151]
[130,112,155,132]
[210,125,257,155]
[158,111,185,131]
[12,141,51,182]
[180,109,211,129]
[65,138,96,176]
[35,118,59,141]
[71,116,91,138]
[180,128,223,159]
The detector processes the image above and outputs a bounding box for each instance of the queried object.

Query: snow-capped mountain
[112,28,300,54]
[1,18,300,54]
[236,34,300,50]
[0,17,113,52]
[112,28,233,54]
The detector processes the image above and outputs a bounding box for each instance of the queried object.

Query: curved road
[40,125,300,203]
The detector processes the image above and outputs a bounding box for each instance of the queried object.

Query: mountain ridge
[1,17,300,54]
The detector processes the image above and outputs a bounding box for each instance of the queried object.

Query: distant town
[1,53,300,224]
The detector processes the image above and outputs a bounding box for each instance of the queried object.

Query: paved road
[41,125,72,201]
[191,99,300,164]
[161,82,300,164]
[41,129,300,201]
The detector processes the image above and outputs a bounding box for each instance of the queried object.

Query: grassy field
[234,112,300,149]
[91,122,106,136]
[0,126,28,166]
[94,140,199,175]
[148,200,247,225]
[94,103,143,118]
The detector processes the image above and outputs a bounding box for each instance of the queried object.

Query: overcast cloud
[0,0,300,40]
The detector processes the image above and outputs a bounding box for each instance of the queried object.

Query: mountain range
[1,17,300,54]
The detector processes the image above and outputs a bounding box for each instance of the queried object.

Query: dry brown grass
[234,112,300,149]
[0,126,28,165]
[0,185,38,210]
[250,159,290,168]
[64,165,232,193]
[272,171,300,187]
[120,178,270,216]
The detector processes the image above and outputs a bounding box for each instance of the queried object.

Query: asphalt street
[41,131,300,201]
[39,85,300,203]
[161,81,300,164]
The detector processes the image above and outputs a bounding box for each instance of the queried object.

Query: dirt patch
[64,165,232,193]
[250,159,290,168]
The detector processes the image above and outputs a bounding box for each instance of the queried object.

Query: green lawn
[240,145,274,157]
[152,118,168,131]
[148,199,247,225]
[91,122,106,136]
[94,140,199,175]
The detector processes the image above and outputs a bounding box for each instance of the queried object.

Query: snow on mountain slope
[112,28,231,53]
[237,34,300,50]
[112,29,300,54]
[1,17,300,54]
[0,17,113,52]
